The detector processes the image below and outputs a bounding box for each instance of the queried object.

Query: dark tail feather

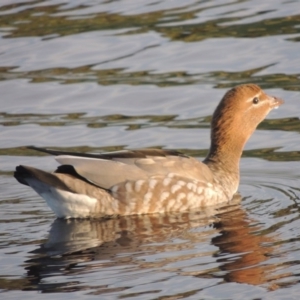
[27,146,102,158]
[14,165,71,192]
[14,165,31,186]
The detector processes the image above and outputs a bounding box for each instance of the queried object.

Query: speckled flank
[149,179,157,189]
[125,182,133,193]
[109,174,225,215]
[171,184,181,194]
[163,177,172,186]
[134,180,144,192]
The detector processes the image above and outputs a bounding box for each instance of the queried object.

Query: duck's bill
[270,96,284,109]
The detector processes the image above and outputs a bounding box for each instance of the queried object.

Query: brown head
[205,84,284,166]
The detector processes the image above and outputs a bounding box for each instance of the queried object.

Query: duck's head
[209,84,284,158]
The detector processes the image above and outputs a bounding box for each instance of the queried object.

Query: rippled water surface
[1,0,300,299]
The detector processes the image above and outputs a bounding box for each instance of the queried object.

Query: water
[1,0,300,299]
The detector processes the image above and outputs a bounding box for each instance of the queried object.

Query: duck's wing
[29,146,214,189]
[27,146,183,160]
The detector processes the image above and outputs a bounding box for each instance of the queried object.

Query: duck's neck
[203,129,248,195]
[204,138,244,172]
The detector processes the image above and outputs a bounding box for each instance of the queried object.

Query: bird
[14,84,284,218]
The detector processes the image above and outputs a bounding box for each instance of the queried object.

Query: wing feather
[55,155,214,189]
[30,146,213,190]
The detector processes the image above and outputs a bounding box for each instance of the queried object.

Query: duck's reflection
[24,194,282,292]
[211,205,283,286]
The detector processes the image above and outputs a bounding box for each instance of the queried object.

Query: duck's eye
[252,97,259,104]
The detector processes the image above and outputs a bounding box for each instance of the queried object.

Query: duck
[14,84,284,218]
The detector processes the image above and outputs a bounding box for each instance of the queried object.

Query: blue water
[1,0,300,299]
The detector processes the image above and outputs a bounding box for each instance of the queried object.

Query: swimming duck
[14,84,283,218]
